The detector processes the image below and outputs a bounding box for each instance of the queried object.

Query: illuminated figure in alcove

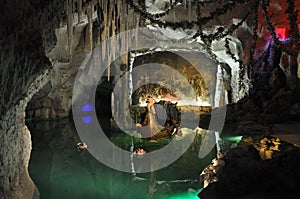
[137,94,181,141]
[144,94,163,137]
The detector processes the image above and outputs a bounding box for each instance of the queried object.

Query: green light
[159,192,200,199]
[222,136,243,142]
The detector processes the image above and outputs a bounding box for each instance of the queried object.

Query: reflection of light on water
[138,101,148,107]
[137,98,211,107]
[222,136,243,142]
[82,116,92,124]
[176,99,211,106]
[160,191,200,199]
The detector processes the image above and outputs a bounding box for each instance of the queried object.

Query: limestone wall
[0,1,140,195]
[0,0,64,118]
[26,0,140,119]
[0,69,51,198]
[0,0,64,197]
[1,1,299,197]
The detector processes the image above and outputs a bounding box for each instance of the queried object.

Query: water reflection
[28,119,222,199]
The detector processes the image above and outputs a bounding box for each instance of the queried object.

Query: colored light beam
[81,104,94,112]
[82,116,93,124]
[275,27,289,41]
[222,136,243,142]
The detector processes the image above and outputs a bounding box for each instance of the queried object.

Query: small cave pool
[27,119,237,199]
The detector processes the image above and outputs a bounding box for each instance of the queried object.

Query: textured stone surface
[0,0,300,198]
[0,69,51,198]
[0,0,64,197]
[0,3,140,197]
[198,136,300,199]
[0,0,64,118]
[26,0,141,119]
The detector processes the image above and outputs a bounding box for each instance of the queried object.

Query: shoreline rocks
[198,136,300,199]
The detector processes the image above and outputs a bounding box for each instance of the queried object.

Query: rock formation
[198,136,300,199]
[0,0,64,197]
[0,0,300,198]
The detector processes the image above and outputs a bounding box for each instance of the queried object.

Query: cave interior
[1,0,300,198]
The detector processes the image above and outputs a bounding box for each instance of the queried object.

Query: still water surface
[28,119,233,199]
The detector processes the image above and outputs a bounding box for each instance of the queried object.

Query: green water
[28,119,218,199]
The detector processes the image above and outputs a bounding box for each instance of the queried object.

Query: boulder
[258,113,281,125]
[263,88,292,114]
[236,121,268,135]
[226,100,262,123]
[198,136,300,199]
[269,67,286,90]
[290,103,300,121]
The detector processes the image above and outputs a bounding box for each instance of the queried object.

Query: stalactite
[115,1,119,32]
[297,52,300,78]
[260,0,297,56]
[108,0,116,81]
[86,3,93,52]
[107,0,111,81]
[119,0,128,67]
[78,0,82,23]
[67,0,73,57]
[96,0,102,44]
[102,0,107,61]
[286,0,300,50]
[72,0,76,18]
[108,63,111,81]
[188,0,191,21]
[248,4,259,81]
[137,0,146,26]
[118,0,121,32]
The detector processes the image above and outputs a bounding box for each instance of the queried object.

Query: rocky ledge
[198,136,300,199]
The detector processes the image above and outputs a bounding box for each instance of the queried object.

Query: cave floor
[270,121,300,147]
[27,119,221,199]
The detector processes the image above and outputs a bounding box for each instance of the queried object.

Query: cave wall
[26,0,141,119]
[0,0,300,197]
[24,0,300,120]
[0,0,64,118]
[131,51,211,104]
[0,70,51,198]
[144,1,254,102]
[0,0,141,196]
[0,0,64,197]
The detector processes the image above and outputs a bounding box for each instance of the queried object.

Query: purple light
[81,104,94,112]
[82,116,93,124]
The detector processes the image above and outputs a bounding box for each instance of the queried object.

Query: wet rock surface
[0,0,64,118]
[198,136,300,199]
[199,153,225,189]
[0,0,64,197]
[0,69,51,198]
[226,86,300,134]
